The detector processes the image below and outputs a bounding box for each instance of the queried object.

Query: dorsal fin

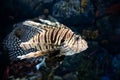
[39,19,69,29]
[22,19,69,31]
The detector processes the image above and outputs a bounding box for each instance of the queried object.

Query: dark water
[0,0,120,80]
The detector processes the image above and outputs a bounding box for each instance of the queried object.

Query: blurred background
[0,0,120,80]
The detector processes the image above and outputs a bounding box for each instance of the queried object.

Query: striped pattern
[19,26,88,59]
[4,19,88,61]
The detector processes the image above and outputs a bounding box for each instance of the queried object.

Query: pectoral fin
[17,50,49,59]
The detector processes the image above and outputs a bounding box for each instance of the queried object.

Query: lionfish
[4,19,88,69]
[17,19,88,68]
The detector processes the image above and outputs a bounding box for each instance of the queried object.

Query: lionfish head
[69,35,88,54]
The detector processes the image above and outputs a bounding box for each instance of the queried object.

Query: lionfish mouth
[68,39,88,53]
[80,39,88,51]
[74,39,88,53]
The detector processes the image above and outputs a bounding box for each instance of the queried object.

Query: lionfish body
[17,19,88,60]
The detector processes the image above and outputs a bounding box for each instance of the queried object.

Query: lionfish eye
[75,35,80,40]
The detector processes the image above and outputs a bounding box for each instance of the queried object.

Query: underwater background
[0,0,120,80]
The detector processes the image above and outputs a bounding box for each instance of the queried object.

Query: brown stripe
[40,33,44,50]
[67,33,74,44]
[53,28,60,43]
[44,31,47,43]
[65,29,71,39]
[72,38,76,45]
[35,34,38,43]
[34,45,37,50]
[48,29,53,44]
[46,30,50,49]
[38,33,42,50]
[35,35,37,42]
[23,44,27,50]
[32,36,35,42]
[41,44,44,51]
[52,28,56,42]
[29,44,32,49]
[38,43,42,51]
[58,29,67,44]
[48,29,54,49]
[42,32,47,50]
[48,29,51,43]
[55,28,64,44]
[41,33,44,43]
[44,30,48,50]
[66,30,74,43]
[51,28,55,43]
[45,44,48,50]
[34,35,36,42]
[37,44,41,51]
[38,33,41,43]
[62,29,69,41]
[69,34,76,47]
[46,29,49,43]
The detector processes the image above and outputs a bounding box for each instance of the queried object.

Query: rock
[52,0,95,26]
[2,0,54,19]
[93,0,120,16]
[96,16,113,35]
[63,72,78,80]
[112,54,120,70]
[54,76,63,80]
